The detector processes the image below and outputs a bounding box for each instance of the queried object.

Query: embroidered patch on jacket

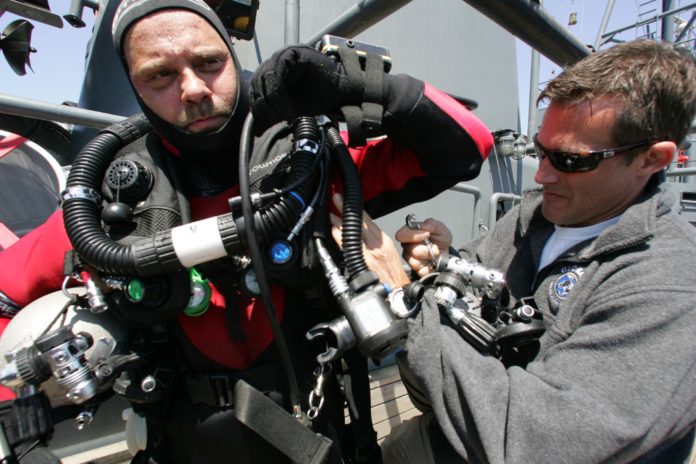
[547,265,585,311]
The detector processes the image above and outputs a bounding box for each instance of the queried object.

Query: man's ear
[637,141,675,174]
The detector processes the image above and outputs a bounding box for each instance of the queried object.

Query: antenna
[0,20,36,76]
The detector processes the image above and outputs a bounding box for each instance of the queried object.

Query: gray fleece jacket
[402,181,696,463]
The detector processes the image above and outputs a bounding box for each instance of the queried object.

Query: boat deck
[363,363,420,443]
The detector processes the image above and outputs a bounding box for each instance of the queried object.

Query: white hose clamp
[294,138,321,154]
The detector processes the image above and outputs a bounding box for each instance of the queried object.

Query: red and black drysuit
[0,71,492,464]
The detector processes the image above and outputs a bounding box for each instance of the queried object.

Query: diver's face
[534,98,654,227]
[124,9,237,134]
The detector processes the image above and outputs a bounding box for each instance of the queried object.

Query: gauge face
[184,281,211,317]
[242,268,260,295]
[189,283,208,306]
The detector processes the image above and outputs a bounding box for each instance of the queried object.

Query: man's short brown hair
[538,40,696,146]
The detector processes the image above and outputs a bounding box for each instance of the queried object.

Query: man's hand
[329,194,410,290]
[395,219,452,277]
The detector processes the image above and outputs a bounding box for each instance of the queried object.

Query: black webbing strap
[234,380,333,464]
[337,47,385,147]
[184,361,286,408]
[360,53,384,137]
[341,351,380,462]
[338,47,364,103]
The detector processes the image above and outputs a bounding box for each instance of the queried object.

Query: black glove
[249,45,386,144]
[250,46,354,130]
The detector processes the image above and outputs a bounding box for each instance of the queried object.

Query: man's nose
[534,155,560,185]
[180,69,212,103]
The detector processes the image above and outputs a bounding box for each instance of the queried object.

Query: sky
[0,7,96,106]
[0,1,692,130]
[514,0,673,134]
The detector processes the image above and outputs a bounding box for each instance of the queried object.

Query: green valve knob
[126,279,145,303]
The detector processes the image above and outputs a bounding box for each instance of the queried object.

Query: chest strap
[183,362,286,408]
[234,380,333,464]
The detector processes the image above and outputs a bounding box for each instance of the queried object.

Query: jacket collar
[517,179,674,260]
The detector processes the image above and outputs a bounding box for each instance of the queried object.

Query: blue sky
[1,7,96,105]
[0,2,687,127]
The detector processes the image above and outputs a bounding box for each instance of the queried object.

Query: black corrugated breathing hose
[324,126,369,279]
[63,113,321,279]
[63,115,151,275]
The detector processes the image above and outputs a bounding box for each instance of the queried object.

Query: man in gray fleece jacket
[360,40,696,463]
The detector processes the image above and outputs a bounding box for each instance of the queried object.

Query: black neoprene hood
[111,0,250,171]
[112,0,231,59]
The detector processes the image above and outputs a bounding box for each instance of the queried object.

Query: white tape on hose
[171,217,226,268]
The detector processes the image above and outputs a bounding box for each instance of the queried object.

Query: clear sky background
[0,1,690,131]
[1,7,96,105]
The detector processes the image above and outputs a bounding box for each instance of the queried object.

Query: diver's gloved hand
[249,45,360,133]
[249,45,393,146]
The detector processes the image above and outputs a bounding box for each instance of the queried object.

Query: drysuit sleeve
[0,210,72,308]
[399,212,696,463]
[347,75,493,219]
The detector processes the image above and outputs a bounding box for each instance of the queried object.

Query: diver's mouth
[186,115,227,133]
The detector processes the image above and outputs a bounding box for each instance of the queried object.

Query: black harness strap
[341,350,381,462]
[338,47,364,103]
[337,47,386,147]
[360,53,385,139]
[183,361,287,407]
[338,47,367,147]
[234,380,333,464]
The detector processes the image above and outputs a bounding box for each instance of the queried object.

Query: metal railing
[449,183,482,239]
[0,93,126,129]
[488,192,521,232]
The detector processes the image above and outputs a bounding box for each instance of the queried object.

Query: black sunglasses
[532,134,655,173]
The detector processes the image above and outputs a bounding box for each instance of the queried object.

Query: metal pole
[461,0,591,67]
[0,93,125,129]
[304,0,413,48]
[285,0,300,46]
[527,48,540,136]
[667,167,696,177]
[593,0,616,50]
[662,0,675,41]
